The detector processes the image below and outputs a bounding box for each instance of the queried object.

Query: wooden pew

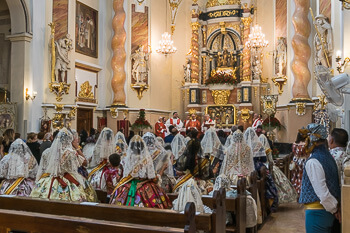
[0,206,195,233]
[0,196,196,233]
[0,189,225,233]
[168,178,247,233]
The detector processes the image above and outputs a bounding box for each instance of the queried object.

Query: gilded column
[241,17,252,82]
[111,0,126,106]
[291,0,311,100]
[190,1,200,84]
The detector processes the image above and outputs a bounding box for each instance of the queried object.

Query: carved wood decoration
[291,0,311,99]
[111,0,126,106]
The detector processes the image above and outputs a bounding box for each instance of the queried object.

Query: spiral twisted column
[241,17,252,82]
[291,0,311,100]
[111,0,126,106]
[190,22,200,84]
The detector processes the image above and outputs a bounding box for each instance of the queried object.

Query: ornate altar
[182,0,267,127]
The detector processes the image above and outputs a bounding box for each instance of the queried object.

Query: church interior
[1,0,350,232]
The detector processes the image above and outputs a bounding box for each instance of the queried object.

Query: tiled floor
[259,203,305,233]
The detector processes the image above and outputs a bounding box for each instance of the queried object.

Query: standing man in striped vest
[299,123,341,233]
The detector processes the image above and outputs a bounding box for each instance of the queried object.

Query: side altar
[182,0,268,129]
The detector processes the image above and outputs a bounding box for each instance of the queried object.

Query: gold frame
[205,104,237,127]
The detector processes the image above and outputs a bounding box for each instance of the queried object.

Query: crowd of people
[0,112,348,232]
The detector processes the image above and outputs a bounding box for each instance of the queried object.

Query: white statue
[54,34,73,83]
[314,14,333,67]
[183,59,191,83]
[251,54,262,80]
[275,37,287,76]
[131,45,150,84]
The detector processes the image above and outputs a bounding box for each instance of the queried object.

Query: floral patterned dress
[110,179,172,209]
[0,178,35,196]
[30,150,97,202]
[290,142,309,196]
[88,160,123,195]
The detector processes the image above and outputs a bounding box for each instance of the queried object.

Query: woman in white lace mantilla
[220,130,255,185]
[88,128,123,194]
[0,139,38,196]
[143,132,175,193]
[109,135,172,208]
[259,134,297,204]
[30,128,97,202]
[171,133,187,161]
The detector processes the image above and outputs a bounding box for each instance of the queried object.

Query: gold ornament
[240,108,251,122]
[272,76,288,95]
[188,108,197,115]
[49,82,70,102]
[131,84,149,100]
[296,102,306,116]
[78,81,94,99]
[211,90,231,105]
[206,0,241,8]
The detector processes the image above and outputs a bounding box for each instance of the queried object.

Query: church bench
[0,207,194,233]
[0,190,224,233]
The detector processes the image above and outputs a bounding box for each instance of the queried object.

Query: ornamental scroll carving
[78,81,94,99]
[211,90,231,105]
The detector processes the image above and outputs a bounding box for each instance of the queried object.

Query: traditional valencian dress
[220,130,255,185]
[259,134,297,204]
[109,135,172,209]
[244,127,279,211]
[30,128,97,202]
[88,128,122,195]
[0,139,38,196]
[143,132,175,193]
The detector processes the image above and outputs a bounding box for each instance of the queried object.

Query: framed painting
[0,103,16,136]
[76,1,98,58]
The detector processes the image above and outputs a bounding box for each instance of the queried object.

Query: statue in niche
[54,34,73,83]
[131,45,150,84]
[183,58,191,83]
[251,54,262,80]
[275,37,287,76]
[216,49,235,67]
[314,14,333,67]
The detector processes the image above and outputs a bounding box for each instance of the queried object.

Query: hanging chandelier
[245,25,269,50]
[156,32,177,55]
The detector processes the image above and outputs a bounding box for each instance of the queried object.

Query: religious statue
[275,37,287,76]
[251,54,262,80]
[183,58,191,83]
[54,34,73,83]
[216,49,231,67]
[314,14,333,68]
[131,45,150,84]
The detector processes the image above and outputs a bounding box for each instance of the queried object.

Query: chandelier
[245,25,269,50]
[156,32,177,55]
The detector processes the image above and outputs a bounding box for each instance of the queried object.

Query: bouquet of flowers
[262,115,282,130]
[131,109,152,130]
[205,71,239,85]
[272,148,279,159]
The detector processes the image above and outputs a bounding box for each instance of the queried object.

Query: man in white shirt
[328,128,349,181]
[201,114,215,133]
[165,112,183,132]
[299,123,341,233]
[252,113,262,129]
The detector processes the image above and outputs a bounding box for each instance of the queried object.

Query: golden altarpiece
[182,0,268,129]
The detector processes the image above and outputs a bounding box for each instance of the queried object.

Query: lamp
[156,32,177,56]
[335,50,350,73]
[245,25,269,50]
[25,88,37,101]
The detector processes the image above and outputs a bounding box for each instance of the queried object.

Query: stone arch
[6,0,31,34]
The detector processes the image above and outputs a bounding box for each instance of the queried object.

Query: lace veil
[259,134,273,163]
[156,136,165,147]
[91,127,116,167]
[122,135,155,179]
[142,132,173,177]
[220,130,254,178]
[244,127,266,158]
[201,127,225,160]
[0,139,38,179]
[171,133,186,160]
[115,131,128,146]
[172,178,205,213]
